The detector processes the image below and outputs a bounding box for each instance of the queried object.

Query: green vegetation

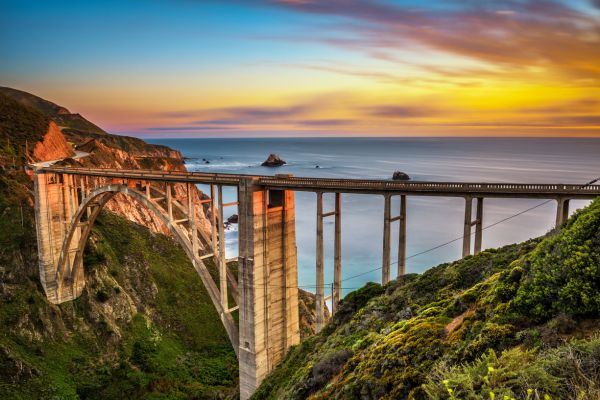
[0,206,238,399]
[2,87,600,399]
[253,199,600,399]
[0,86,106,136]
[0,94,238,399]
[0,93,49,165]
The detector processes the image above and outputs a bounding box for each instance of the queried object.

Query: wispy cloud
[363,104,440,119]
[259,0,600,84]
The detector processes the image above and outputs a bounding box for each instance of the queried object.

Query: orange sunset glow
[3,0,600,137]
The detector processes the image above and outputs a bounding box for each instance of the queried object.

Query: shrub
[513,199,600,322]
[425,338,600,400]
[304,350,353,395]
[95,289,110,303]
[423,348,559,399]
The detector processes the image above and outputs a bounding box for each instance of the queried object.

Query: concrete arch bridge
[32,166,600,399]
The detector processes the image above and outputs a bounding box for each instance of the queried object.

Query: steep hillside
[254,199,600,399]
[2,87,208,236]
[0,86,106,136]
[0,86,179,163]
[0,88,325,399]
[0,208,238,399]
[0,89,239,398]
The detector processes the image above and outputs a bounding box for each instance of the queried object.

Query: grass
[252,199,600,400]
[0,94,238,399]
[0,207,238,399]
[0,93,49,165]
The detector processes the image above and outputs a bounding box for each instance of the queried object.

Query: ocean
[147,137,600,296]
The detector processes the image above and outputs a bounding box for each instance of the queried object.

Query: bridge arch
[53,183,239,352]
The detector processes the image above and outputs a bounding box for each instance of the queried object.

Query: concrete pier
[237,178,300,400]
[556,198,570,227]
[34,171,84,303]
[462,196,473,257]
[332,193,342,314]
[474,197,484,255]
[315,192,325,332]
[382,194,392,284]
[397,195,407,276]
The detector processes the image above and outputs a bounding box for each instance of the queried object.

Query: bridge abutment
[238,178,300,400]
[34,171,84,303]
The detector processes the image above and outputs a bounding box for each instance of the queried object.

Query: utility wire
[338,175,600,284]
[227,175,599,291]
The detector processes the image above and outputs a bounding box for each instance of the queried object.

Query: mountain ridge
[0,88,326,399]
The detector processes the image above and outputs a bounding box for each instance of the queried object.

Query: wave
[186,161,250,171]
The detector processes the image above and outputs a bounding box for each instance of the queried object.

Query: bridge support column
[315,192,325,332]
[238,178,300,400]
[382,194,391,284]
[217,185,228,311]
[332,193,342,314]
[462,196,473,258]
[555,198,570,227]
[474,197,484,255]
[34,171,84,303]
[397,195,407,276]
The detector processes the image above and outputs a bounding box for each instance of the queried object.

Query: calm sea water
[147,137,600,296]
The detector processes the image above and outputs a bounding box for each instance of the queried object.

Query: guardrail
[39,166,600,197]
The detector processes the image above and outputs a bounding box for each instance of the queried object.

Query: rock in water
[224,214,239,230]
[261,153,286,167]
[392,171,410,181]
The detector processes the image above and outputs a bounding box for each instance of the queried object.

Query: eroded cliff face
[58,134,213,239]
[31,122,74,162]
[298,289,331,340]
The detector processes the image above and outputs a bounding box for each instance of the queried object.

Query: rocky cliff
[31,121,74,162]
[62,136,212,237]
[1,89,238,398]
[2,87,211,238]
[1,88,325,399]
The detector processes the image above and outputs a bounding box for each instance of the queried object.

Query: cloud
[259,0,600,83]
[295,118,355,126]
[146,126,233,131]
[549,115,600,125]
[516,97,600,114]
[363,105,439,118]
[293,62,481,87]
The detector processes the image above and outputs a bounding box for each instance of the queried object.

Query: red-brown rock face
[32,124,212,240]
[73,138,212,238]
[32,121,74,162]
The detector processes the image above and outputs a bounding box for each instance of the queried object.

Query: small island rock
[392,171,410,181]
[261,153,286,167]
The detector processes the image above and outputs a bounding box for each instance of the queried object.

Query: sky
[2,0,600,137]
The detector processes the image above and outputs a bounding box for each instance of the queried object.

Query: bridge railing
[39,166,600,195]
[261,177,600,194]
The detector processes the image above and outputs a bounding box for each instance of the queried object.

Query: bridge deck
[41,166,600,199]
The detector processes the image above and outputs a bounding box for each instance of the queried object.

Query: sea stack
[392,171,410,181]
[262,153,286,167]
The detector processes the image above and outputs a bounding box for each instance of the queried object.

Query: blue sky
[2,0,600,137]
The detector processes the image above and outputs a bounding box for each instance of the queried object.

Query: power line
[338,175,600,284]
[231,175,599,291]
